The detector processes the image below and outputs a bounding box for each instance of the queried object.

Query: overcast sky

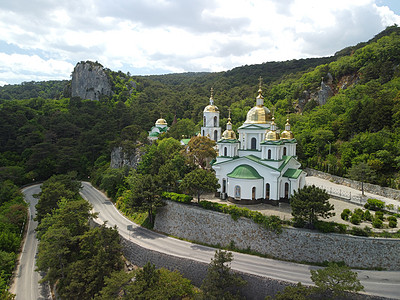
[0,0,400,86]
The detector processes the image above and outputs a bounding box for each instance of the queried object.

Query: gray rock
[110,146,142,169]
[71,61,112,101]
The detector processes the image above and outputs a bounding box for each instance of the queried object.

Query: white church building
[210,84,306,204]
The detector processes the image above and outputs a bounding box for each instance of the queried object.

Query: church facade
[148,118,168,140]
[211,84,306,204]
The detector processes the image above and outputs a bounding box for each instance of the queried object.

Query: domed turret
[204,87,219,113]
[265,117,280,141]
[155,118,167,126]
[244,78,271,124]
[280,118,294,139]
[221,109,237,140]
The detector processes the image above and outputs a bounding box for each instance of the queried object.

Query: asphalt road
[81,182,400,299]
[12,183,400,299]
[11,184,50,300]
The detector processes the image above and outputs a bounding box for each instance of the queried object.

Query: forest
[1,25,400,297]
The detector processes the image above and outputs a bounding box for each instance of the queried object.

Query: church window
[265,183,270,200]
[204,116,206,126]
[202,130,205,136]
[224,147,227,156]
[214,130,218,141]
[214,116,218,127]
[234,185,241,199]
[283,147,287,156]
[252,187,256,200]
[222,179,226,193]
[268,149,271,159]
[284,182,289,199]
[251,137,257,150]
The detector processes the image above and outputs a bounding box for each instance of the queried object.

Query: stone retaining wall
[154,201,400,270]
[306,168,400,201]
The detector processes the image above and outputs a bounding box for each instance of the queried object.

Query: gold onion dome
[281,118,294,139]
[155,118,167,125]
[265,117,280,141]
[204,87,219,113]
[222,118,237,140]
[245,79,271,124]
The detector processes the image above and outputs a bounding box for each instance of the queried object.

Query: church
[206,83,306,204]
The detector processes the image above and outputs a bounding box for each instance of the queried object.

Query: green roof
[283,168,303,179]
[238,124,267,130]
[228,164,263,179]
[218,139,239,143]
[149,132,160,137]
[180,138,191,145]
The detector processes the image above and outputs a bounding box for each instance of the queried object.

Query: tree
[185,136,216,169]
[125,171,163,225]
[310,263,364,298]
[273,282,313,300]
[180,169,219,202]
[200,250,246,300]
[347,162,376,196]
[290,185,334,228]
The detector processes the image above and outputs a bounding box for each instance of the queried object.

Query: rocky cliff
[110,146,143,169]
[71,61,112,101]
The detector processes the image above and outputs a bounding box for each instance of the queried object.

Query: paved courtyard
[200,176,400,231]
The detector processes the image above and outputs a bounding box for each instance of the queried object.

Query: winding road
[13,183,400,299]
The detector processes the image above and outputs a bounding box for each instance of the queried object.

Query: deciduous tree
[180,169,219,202]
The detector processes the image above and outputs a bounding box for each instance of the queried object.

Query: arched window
[284,182,289,199]
[214,130,218,141]
[204,116,206,126]
[265,183,270,200]
[222,179,226,193]
[224,147,227,156]
[251,137,257,150]
[283,147,287,156]
[234,185,241,199]
[214,116,218,127]
[252,187,256,200]
[268,149,271,159]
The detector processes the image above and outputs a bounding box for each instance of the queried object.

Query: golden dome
[155,118,167,125]
[245,106,271,124]
[265,117,280,141]
[281,118,294,139]
[222,129,236,139]
[204,104,219,113]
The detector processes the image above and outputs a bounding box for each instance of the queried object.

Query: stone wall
[154,201,400,270]
[306,168,400,201]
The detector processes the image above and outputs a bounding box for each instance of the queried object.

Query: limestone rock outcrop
[71,61,112,101]
[110,146,143,169]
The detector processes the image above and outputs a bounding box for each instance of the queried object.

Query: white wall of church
[227,178,264,200]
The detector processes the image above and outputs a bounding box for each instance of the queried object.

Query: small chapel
[148,118,169,140]
[205,81,306,204]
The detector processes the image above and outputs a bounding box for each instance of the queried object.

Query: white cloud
[0,0,399,84]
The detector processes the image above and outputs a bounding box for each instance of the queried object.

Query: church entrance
[284,182,289,199]
[265,183,270,200]
[251,137,256,150]
[252,187,256,200]
[222,179,226,193]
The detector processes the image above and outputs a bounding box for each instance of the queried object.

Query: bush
[315,221,347,234]
[364,198,385,211]
[375,211,384,221]
[349,226,371,237]
[353,208,364,219]
[372,218,383,228]
[341,209,351,221]
[364,210,373,221]
[161,192,193,204]
[388,216,397,228]
[350,214,361,225]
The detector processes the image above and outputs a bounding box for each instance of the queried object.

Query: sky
[0,0,400,86]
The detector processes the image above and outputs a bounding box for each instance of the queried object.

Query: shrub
[353,208,364,219]
[315,221,347,234]
[341,209,351,221]
[350,214,361,225]
[162,192,193,204]
[364,198,385,211]
[364,210,373,222]
[349,226,370,237]
[375,211,384,221]
[386,204,394,211]
[388,216,397,228]
[372,218,383,228]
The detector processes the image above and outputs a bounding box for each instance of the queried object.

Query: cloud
[0,0,399,84]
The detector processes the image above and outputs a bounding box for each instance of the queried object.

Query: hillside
[0,25,400,188]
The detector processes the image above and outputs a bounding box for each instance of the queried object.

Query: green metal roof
[228,164,263,179]
[218,139,239,143]
[238,124,267,130]
[149,132,160,137]
[180,138,191,145]
[283,168,303,179]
